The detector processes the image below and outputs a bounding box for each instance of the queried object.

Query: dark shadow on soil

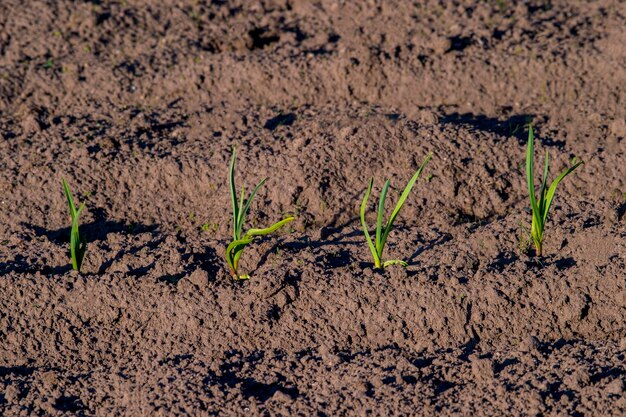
[590,366,625,383]
[242,236,295,277]
[54,396,86,413]
[23,208,158,244]
[446,35,474,53]
[522,255,578,272]
[0,255,34,275]
[494,357,520,373]
[264,113,296,131]
[99,235,165,276]
[440,111,536,143]
[554,257,577,270]
[407,230,453,265]
[0,365,36,377]
[458,327,481,361]
[487,251,519,273]
[283,229,363,253]
[433,379,456,395]
[616,202,626,221]
[159,246,220,284]
[204,351,300,403]
[0,254,72,276]
[316,248,354,269]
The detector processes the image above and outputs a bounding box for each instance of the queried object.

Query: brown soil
[1,0,625,416]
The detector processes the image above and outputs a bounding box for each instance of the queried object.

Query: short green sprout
[62,178,87,272]
[526,126,583,256]
[225,147,294,280]
[360,154,432,269]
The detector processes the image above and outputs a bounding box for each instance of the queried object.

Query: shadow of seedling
[617,202,626,222]
[98,234,165,276]
[284,227,363,252]
[315,248,354,269]
[440,111,536,144]
[407,230,453,265]
[0,255,36,275]
[0,253,73,276]
[523,255,577,271]
[553,257,576,270]
[23,207,160,275]
[487,251,519,273]
[24,207,158,244]
[159,246,220,284]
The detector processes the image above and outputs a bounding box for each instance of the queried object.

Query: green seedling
[225,147,294,280]
[201,222,218,233]
[526,126,583,256]
[360,154,432,269]
[62,178,87,272]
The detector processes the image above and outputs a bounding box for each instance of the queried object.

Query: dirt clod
[0,0,624,415]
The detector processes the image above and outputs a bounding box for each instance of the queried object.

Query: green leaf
[525,125,583,256]
[229,147,239,240]
[225,237,253,277]
[526,126,540,220]
[379,153,432,252]
[72,203,86,271]
[237,185,245,238]
[541,160,583,225]
[237,178,267,236]
[382,259,408,268]
[63,179,86,272]
[375,179,390,257]
[538,150,550,219]
[526,127,544,251]
[359,153,431,269]
[226,217,294,279]
[225,146,294,279]
[245,216,295,238]
[62,178,77,220]
[360,177,380,268]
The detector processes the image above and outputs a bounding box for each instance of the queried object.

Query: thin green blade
[360,177,380,267]
[538,150,550,221]
[70,203,86,271]
[375,180,390,257]
[382,259,408,268]
[226,237,254,276]
[526,127,539,213]
[237,178,267,235]
[542,160,583,225]
[236,184,245,237]
[62,178,77,220]
[380,153,432,250]
[526,127,542,237]
[245,216,294,238]
[229,147,239,240]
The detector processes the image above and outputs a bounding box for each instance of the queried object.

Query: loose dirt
[0,0,625,416]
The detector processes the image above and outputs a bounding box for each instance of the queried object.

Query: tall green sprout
[360,154,432,269]
[62,178,87,272]
[225,147,294,280]
[526,126,583,256]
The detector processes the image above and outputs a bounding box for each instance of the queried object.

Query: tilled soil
[0,1,625,416]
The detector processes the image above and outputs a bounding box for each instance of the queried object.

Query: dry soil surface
[0,1,625,416]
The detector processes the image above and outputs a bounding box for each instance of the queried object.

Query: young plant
[62,178,87,272]
[225,147,294,280]
[526,126,583,256]
[360,154,432,269]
